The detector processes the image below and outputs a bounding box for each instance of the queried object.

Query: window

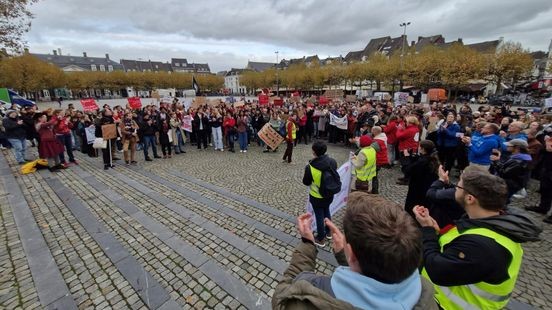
[99,65,105,71]
[175,63,180,67]
[108,65,113,72]
[155,65,159,69]
[91,64,97,71]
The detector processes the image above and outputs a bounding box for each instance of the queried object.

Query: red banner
[258,94,269,105]
[273,98,283,106]
[319,96,329,105]
[127,97,142,109]
[80,98,98,112]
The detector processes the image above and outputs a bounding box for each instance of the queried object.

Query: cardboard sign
[290,96,301,103]
[207,99,220,107]
[345,95,357,103]
[234,101,245,109]
[273,98,284,106]
[257,123,284,150]
[181,115,193,133]
[324,89,344,100]
[191,97,207,110]
[80,98,98,112]
[101,124,117,140]
[127,97,142,109]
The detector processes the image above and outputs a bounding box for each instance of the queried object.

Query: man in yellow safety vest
[413,166,541,310]
[352,135,377,192]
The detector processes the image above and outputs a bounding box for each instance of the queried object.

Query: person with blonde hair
[396,115,421,185]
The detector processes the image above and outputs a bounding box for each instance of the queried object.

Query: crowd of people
[1,95,551,309]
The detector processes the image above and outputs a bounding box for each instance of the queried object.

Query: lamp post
[399,22,410,89]
[275,51,280,97]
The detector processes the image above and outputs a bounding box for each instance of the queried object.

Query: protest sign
[127,97,142,109]
[324,89,344,100]
[273,98,284,106]
[84,126,96,144]
[319,96,329,105]
[101,124,117,140]
[181,115,193,133]
[80,98,98,112]
[207,99,220,107]
[259,94,269,105]
[329,113,347,130]
[306,160,352,230]
[234,101,245,109]
[394,92,409,106]
[345,95,357,103]
[290,96,301,103]
[183,99,192,111]
[545,98,552,108]
[257,123,284,150]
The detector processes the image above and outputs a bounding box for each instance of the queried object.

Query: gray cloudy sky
[25,0,552,72]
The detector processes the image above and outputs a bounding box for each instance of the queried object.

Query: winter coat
[404,155,438,213]
[2,116,27,139]
[396,124,419,152]
[437,122,461,148]
[272,241,438,310]
[491,153,532,198]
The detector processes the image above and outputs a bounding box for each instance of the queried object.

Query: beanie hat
[359,135,373,147]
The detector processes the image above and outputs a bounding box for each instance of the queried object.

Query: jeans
[142,135,158,158]
[227,131,235,151]
[311,197,331,241]
[8,138,26,163]
[174,130,185,153]
[212,127,223,150]
[387,143,395,164]
[314,121,319,138]
[238,132,247,150]
[56,133,74,163]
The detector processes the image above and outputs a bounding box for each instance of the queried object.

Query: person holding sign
[120,112,139,165]
[95,109,116,170]
[282,115,296,163]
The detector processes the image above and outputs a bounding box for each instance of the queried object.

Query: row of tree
[0,54,225,96]
[240,41,536,96]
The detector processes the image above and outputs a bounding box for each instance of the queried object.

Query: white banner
[183,99,193,111]
[306,160,353,231]
[329,113,348,130]
[545,98,552,108]
[85,126,96,144]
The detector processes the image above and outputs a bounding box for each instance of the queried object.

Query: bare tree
[0,0,40,53]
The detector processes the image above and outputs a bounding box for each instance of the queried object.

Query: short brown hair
[461,166,507,211]
[343,192,421,283]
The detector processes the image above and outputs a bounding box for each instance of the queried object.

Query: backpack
[319,167,342,197]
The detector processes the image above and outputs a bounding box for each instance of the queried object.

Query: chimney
[83,52,87,57]
[57,48,62,56]
[411,41,416,47]
[105,53,109,60]
[53,50,57,56]
[457,38,463,44]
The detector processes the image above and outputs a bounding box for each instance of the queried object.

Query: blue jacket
[501,132,528,152]
[437,122,461,147]
[468,133,501,165]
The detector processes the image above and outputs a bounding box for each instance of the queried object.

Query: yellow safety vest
[309,165,323,199]
[422,227,523,310]
[355,147,376,181]
[290,121,297,140]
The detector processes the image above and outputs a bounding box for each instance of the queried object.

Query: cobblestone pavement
[0,139,551,309]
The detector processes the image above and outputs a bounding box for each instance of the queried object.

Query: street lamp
[399,22,411,89]
[275,51,280,97]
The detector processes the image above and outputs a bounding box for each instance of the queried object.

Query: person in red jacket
[396,116,420,185]
[223,112,236,153]
[53,109,77,167]
[283,115,296,163]
[383,115,399,166]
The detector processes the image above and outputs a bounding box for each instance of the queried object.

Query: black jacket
[404,155,438,213]
[3,116,27,139]
[426,180,465,228]
[422,208,541,286]
[491,153,531,197]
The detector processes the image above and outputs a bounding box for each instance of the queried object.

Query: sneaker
[62,162,69,168]
[243,150,247,153]
[154,155,162,159]
[104,165,109,170]
[525,206,548,214]
[240,150,243,153]
[220,149,224,152]
[131,161,137,164]
[145,157,153,162]
[326,234,332,240]
[314,239,326,248]
[512,188,527,199]
[263,149,270,153]
[125,160,130,165]
[544,217,552,224]
[70,160,79,165]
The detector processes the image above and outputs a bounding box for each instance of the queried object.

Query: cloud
[25,0,552,72]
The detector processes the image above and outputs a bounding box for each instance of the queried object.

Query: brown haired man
[272,192,436,309]
[414,166,541,309]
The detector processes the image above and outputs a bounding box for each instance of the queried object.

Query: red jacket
[53,117,72,135]
[396,124,419,151]
[384,120,398,145]
[299,115,307,127]
[374,138,389,166]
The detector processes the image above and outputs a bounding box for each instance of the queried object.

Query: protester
[403,140,439,217]
[490,139,531,201]
[302,141,338,247]
[120,112,139,165]
[437,112,461,172]
[272,193,437,309]
[95,109,116,170]
[414,166,541,310]
[170,112,186,154]
[352,135,377,192]
[525,135,552,223]
[223,112,236,153]
[3,110,28,164]
[425,165,466,227]
[158,118,172,158]
[462,122,501,169]
[35,113,65,171]
[237,111,249,152]
[53,109,77,166]
[370,125,389,194]
[282,115,296,163]
[396,116,420,184]
[210,110,224,151]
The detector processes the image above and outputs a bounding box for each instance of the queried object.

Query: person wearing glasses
[413,166,541,310]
